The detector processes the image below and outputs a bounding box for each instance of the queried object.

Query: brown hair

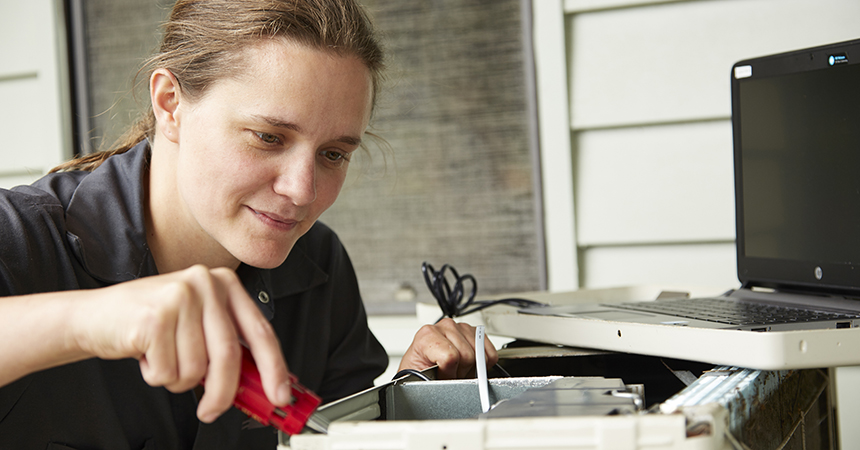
[53,0,384,173]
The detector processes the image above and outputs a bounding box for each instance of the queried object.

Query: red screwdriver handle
[201,346,322,435]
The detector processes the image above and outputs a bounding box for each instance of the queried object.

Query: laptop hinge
[734,284,860,313]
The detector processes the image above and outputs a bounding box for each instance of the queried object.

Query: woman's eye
[321,150,348,163]
[255,131,280,144]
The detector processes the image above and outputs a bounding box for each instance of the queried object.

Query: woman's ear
[150,68,182,144]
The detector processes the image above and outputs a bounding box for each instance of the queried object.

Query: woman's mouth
[247,206,298,231]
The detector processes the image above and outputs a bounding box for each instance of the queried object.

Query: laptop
[485,38,860,370]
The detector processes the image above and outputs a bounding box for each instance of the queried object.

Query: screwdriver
[201,346,330,434]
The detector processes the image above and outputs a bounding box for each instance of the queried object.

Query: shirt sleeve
[0,187,83,296]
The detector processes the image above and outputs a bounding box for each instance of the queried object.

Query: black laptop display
[733,38,860,295]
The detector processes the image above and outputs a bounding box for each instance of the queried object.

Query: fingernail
[277,381,292,405]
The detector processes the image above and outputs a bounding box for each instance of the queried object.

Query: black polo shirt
[0,141,387,449]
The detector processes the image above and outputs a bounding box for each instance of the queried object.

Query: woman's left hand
[398,318,499,379]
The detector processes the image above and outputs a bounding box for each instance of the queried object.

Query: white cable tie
[476,325,490,413]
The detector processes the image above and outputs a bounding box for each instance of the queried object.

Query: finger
[217,267,292,407]
[138,281,184,388]
[397,334,446,376]
[165,279,207,394]
[451,322,499,375]
[444,321,480,379]
[189,266,243,423]
[410,322,461,379]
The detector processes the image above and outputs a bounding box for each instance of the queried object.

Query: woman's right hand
[1,265,291,423]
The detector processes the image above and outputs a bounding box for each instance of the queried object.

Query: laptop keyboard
[607,297,860,326]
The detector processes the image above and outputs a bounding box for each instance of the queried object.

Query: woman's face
[172,39,373,269]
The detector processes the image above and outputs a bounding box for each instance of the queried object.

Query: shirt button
[258,291,270,304]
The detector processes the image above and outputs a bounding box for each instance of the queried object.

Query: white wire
[476,325,490,413]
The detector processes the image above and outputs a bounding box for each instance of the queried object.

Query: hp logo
[814,266,823,280]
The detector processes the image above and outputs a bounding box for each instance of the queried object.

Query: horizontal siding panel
[0,1,51,78]
[0,77,61,174]
[582,242,739,290]
[564,0,682,13]
[0,173,43,190]
[0,0,68,179]
[576,120,735,245]
[569,0,860,129]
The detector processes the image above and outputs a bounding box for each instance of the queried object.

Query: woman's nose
[273,152,317,206]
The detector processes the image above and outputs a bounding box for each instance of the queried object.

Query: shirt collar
[240,243,329,320]
[64,141,156,283]
[258,243,329,298]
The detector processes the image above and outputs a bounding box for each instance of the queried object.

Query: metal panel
[662,367,833,449]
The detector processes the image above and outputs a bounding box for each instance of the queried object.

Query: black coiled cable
[421,262,546,323]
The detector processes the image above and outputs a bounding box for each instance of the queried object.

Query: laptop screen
[732,39,860,294]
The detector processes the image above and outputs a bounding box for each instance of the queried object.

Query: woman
[0,0,496,448]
